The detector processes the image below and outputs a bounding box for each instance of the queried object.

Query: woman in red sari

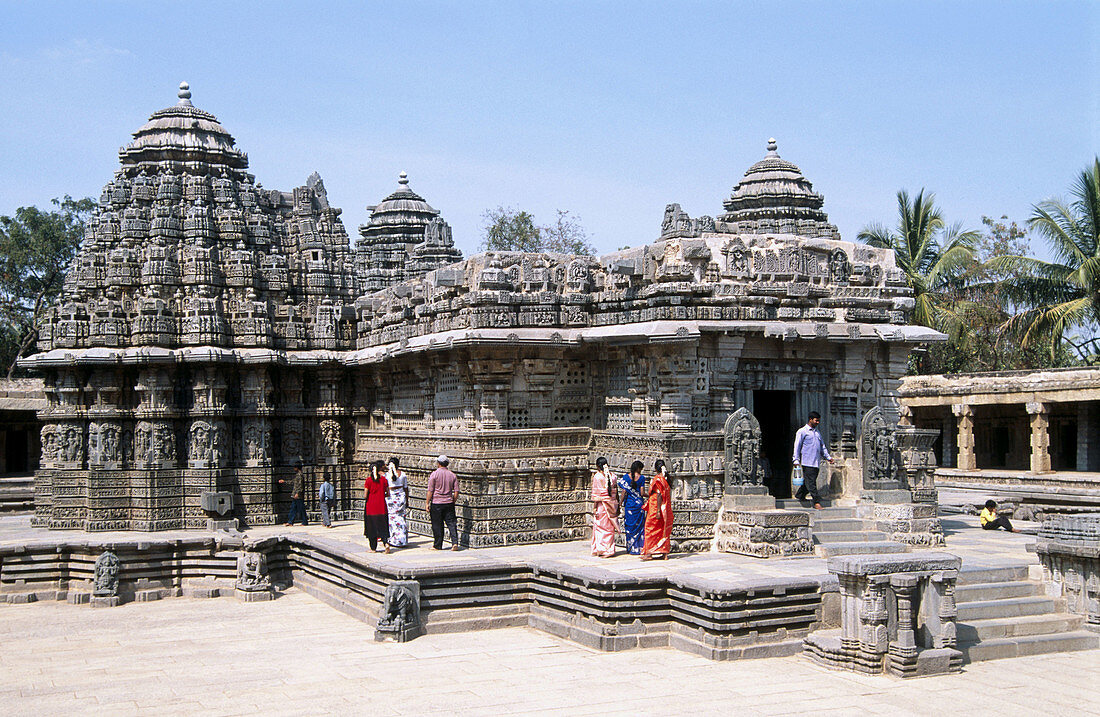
[590,457,619,558]
[641,459,673,560]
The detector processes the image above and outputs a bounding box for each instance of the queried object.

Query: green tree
[481,206,595,255]
[0,196,95,377]
[859,189,979,332]
[920,216,1076,373]
[987,158,1100,362]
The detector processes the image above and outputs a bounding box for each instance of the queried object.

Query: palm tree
[858,189,979,332]
[987,158,1100,359]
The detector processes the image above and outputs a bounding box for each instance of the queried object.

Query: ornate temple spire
[177,81,192,107]
[719,138,840,240]
[355,172,462,294]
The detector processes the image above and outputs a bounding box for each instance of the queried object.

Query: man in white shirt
[793,411,833,509]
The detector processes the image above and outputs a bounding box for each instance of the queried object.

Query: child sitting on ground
[979,499,1020,533]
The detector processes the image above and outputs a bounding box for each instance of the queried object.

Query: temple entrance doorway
[755,390,794,499]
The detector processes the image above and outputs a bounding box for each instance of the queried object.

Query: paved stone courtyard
[2,588,1099,716]
[2,508,1099,715]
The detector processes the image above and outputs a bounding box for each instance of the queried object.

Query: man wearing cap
[426,455,460,550]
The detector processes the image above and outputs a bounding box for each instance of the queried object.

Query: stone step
[815,541,908,557]
[955,581,1044,603]
[956,565,1030,586]
[960,631,1100,663]
[0,475,34,485]
[809,518,866,532]
[958,613,1085,641]
[812,531,890,544]
[780,507,859,520]
[957,596,1059,621]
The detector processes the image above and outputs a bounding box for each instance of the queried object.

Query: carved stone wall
[23,87,942,541]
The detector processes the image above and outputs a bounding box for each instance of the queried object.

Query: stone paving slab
[2,590,1098,716]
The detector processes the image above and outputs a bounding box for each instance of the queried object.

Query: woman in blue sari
[618,460,646,555]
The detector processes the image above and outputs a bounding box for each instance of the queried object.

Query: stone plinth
[858,489,943,548]
[1035,515,1100,631]
[804,551,962,677]
[713,501,812,558]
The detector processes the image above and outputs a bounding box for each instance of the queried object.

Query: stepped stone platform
[1,512,1095,665]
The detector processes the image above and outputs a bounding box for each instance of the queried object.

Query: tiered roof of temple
[44,83,359,352]
[34,86,933,364]
[719,138,839,239]
[353,173,462,295]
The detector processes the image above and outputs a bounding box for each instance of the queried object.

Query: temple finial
[398,171,409,186]
[178,82,192,107]
[767,137,778,154]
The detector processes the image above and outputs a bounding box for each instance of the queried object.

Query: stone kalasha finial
[767,138,778,155]
[398,171,409,186]
[178,82,193,107]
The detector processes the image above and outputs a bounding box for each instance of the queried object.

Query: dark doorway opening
[755,390,794,499]
[5,429,28,474]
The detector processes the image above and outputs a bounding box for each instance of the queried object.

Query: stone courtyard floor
[2,587,1099,716]
[3,510,1100,714]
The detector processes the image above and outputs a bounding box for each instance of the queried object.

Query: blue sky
[0,1,1096,257]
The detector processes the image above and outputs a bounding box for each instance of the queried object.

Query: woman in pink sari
[590,457,619,557]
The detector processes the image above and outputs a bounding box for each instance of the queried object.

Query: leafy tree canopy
[0,196,94,377]
[985,158,1100,363]
[481,207,595,255]
[858,188,979,335]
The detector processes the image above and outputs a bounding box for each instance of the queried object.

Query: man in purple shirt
[426,454,460,551]
[793,411,833,509]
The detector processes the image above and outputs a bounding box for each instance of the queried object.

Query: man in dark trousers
[793,411,834,510]
[279,464,308,526]
[426,454,460,550]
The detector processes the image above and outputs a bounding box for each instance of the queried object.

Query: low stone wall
[1034,516,1100,631]
[0,533,837,660]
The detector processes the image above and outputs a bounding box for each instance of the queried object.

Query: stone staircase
[776,499,907,557]
[0,475,33,513]
[955,565,1098,662]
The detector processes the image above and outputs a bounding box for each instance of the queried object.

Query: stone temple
[24,84,941,549]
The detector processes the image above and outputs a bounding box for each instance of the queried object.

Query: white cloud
[39,38,131,65]
[1,39,132,68]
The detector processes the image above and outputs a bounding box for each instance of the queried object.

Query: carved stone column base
[859,500,945,548]
[712,502,812,558]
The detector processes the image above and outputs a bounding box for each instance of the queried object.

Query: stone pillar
[1027,402,1051,473]
[1077,402,1094,472]
[890,573,919,663]
[941,413,956,469]
[952,404,975,471]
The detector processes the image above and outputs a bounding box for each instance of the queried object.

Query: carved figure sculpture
[320,419,343,461]
[723,407,763,487]
[376,580,421,642]
[860,406,899,489]
[235,551,269,592]
[93,550,120,596]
